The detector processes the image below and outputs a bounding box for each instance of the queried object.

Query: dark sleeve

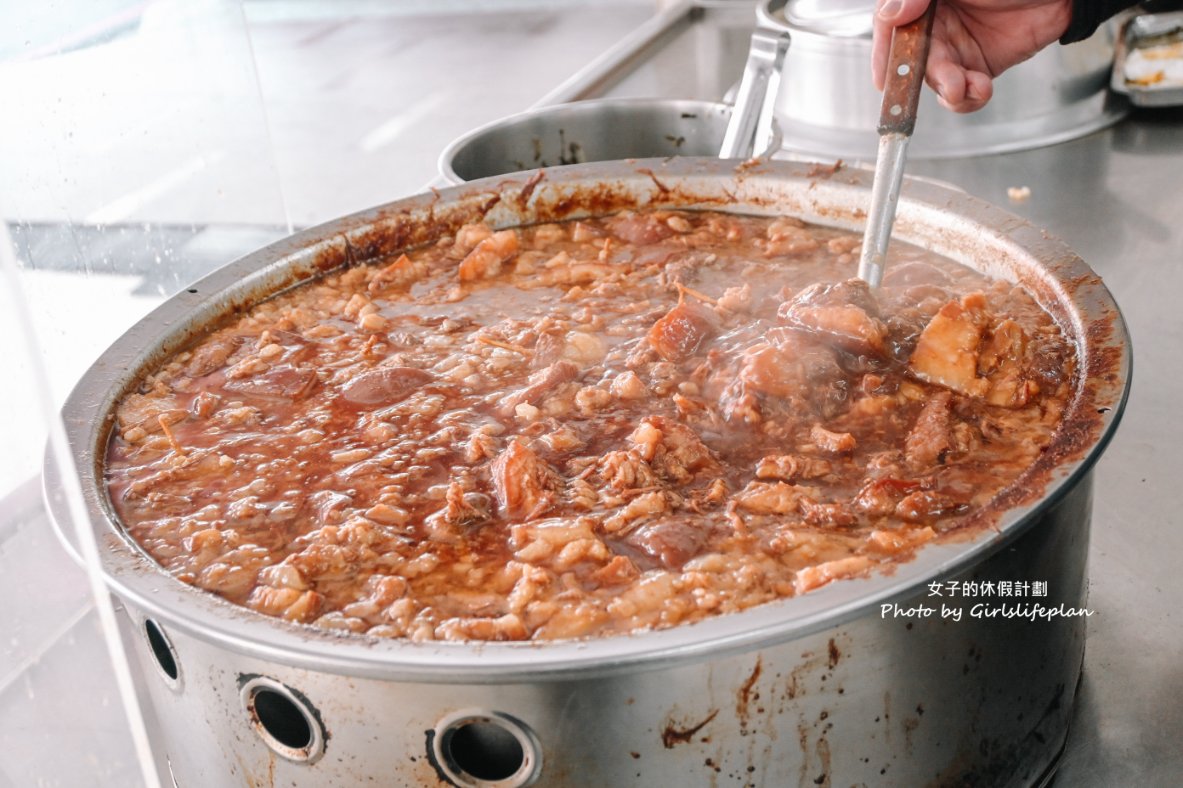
[1060,0,1140,44]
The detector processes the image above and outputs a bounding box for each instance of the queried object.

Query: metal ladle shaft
[858,1,938,287]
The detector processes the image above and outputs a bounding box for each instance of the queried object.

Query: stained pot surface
[45,158,1130,682]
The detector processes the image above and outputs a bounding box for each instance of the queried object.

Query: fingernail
[878,0,903,18]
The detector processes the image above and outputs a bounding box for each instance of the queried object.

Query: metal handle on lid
[878,1,937,135]
[719,28,790,159]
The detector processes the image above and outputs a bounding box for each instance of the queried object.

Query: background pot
[759,0,1128,159]
[439,98,781,183]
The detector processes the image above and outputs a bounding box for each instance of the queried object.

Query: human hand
[872,0,1073,113]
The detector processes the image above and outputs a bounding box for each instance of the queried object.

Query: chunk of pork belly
[810,424,856,454]
[734,481,810,515]
[606,211,676,245]
[369,253,427,294]
[342,366,434,406]
[648,299,718,362]
[794,556,874,594]
[909,295,1039,407]
[977,318,1039,407]
[491,439,559,521]
[904,391,953,468]
[622,518,713,570]
[757,331,845,395]
[223,364,318,400]
[458,229,519,282]
[628,416,715,483]
[799,499,856,527]
[599,450,659,492]
[778,279,887,355]
[499,360,579,413]
[185,336,242,377]
[908,294,990,396]
[756,454,832,483]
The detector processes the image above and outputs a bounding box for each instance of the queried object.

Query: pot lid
[780,0,874,38]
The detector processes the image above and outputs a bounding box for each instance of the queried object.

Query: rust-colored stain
[516,169,546,208]
[636,167,672,194]
[784,673,800,701]
[736,657,763,730]
[826,638,841,670]
[813,736,832,787]
[805,160,844,179]
[662,709,720,749]
[796,723,810,780]
[903,715,921,751]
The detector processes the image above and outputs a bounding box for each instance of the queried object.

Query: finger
[872,17,889,90]
[872,0,937,91]
[927,59,994,113]
[874,0,931,26]
[959,70,994,112]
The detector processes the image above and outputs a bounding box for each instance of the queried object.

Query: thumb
[871,0,933,89]
[875,0,931,25]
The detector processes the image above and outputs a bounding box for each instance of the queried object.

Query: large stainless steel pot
[760,0,1128,159]
[45,158,1129,787]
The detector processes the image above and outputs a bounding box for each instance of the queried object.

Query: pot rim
[44,157,1130,683]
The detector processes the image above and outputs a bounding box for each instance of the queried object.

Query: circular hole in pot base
[254,689,312,749]
[240,677,325,763]
[143,619,179,684]
[449,721,523,781]
[433,710,541,788]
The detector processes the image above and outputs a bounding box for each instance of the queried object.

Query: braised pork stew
[105,209,1074,641]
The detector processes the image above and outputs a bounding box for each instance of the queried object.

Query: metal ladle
[858,0,938,287]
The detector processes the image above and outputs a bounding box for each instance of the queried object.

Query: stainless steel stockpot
[46,158,1129,787]
[438,98,782,184]
[759,0,1127,159]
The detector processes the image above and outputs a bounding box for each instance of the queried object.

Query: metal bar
[531,0,700,107]
[857,132,909,288]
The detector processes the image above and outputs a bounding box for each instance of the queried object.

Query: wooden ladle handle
[879,1,938,136]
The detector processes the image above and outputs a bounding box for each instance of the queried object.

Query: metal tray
[1111,11,1183,106]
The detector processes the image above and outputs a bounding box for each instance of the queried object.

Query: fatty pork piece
[458,229,519,282]
[908,293,1039,407]
[223,364,318,400]
[648,299,719,362]
[185,335,245,377]
[498,360,580,414]
[490,439,560,521]
[778,278,887,356]
[628,416,717,483]
[717,331,846,423]
[606,211,676,245]
[904,391,953,468]
[619,517,718,571]
[341,366,434,406]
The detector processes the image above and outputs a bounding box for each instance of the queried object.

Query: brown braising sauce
[105,209,1074,641]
